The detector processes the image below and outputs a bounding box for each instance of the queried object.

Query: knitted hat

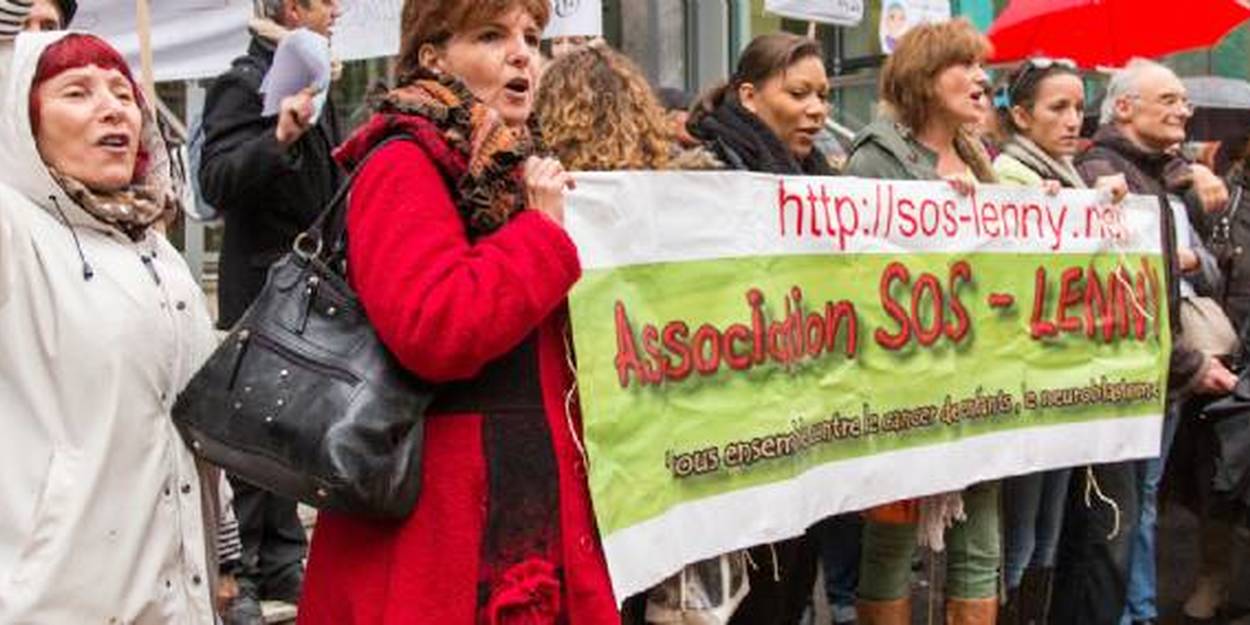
[56,0,76,25]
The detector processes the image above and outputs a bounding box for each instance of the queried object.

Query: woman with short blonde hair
[844,18,1000,625]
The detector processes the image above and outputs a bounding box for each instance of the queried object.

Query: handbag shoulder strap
[1229,184,1244,223]
[295,133,418,261]
[1216,184,1244,247]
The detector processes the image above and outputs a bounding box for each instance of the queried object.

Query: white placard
[76,0,402,83]
[331,0,401,63]
[764,0,866,27]
[880,0,951,54]
[544,0,603,39]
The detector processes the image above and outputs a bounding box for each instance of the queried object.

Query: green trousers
[858,482,1000,601]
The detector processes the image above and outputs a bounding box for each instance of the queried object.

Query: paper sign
[880,0,952,53]
[765,0,866,27]
[544,0,603,39]
[260,28,331,121]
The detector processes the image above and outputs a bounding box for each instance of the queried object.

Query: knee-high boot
[856,598,911,625]
[947,597,998,625]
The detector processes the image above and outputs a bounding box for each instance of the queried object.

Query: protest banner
[564,171,1170,602]
[765,0,865,26]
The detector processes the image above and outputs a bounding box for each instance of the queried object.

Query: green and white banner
[565,171,1170,602]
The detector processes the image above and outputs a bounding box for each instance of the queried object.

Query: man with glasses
[1052,57,1237,625]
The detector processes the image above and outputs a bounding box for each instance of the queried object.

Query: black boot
[223,580,265,625]
[1017,567,1053,625]
[998,588,1021,625]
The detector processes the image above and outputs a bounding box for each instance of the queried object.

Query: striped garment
[217,476,244,570]
[0,0,31,38]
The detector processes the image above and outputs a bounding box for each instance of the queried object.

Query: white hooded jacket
[0,32,217,624]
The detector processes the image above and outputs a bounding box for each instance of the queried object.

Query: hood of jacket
[0,31,166,236]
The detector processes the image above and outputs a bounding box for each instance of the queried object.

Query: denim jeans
[1121,405,1181,623]
[859,482,1000,601]
[813,513,862,622]
[1002,468,1073,589]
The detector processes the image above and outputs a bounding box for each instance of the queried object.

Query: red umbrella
[988,0,1250,68]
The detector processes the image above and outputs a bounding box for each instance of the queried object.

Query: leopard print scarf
[48,167,166,241]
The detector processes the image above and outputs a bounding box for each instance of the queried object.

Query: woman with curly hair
[536,43,675,172]
[537,44,730,625]
[295,1,619,623]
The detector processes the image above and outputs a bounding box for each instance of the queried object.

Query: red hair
[29,34,150,182]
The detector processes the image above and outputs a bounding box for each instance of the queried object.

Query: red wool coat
[296,115,620,625]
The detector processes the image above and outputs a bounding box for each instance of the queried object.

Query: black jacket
[1207,168,1250,332]
[1076,125,1206,394]
[199,37,343,328]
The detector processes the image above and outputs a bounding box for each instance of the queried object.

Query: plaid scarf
[373,73,537,236]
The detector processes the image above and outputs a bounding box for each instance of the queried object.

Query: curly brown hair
[536,45,674,171]
[879,18,992,133]
[397,0,550,78]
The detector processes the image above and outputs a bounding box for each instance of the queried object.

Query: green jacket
[991,151,1045,187]
[844,118,997,183]
[843,119,940,181]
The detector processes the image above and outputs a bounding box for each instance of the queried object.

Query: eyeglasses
[1131,92,1195,113]
[999,57,1080,107]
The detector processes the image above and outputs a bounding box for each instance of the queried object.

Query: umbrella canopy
[1183,76,1250,142]
[1184,75,1250,109]
[988,0,1250,68]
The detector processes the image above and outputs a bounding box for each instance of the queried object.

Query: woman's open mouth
[96,133,132,153]
[504,77,531,100]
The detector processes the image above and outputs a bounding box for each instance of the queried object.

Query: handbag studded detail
[174,135,433,519]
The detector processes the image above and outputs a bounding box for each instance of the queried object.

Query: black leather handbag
[174,136,433,519]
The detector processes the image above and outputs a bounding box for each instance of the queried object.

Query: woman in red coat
[295,2,619,623]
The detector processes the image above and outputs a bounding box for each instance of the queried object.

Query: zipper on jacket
[140,253,162,286]
[226,330,251,391]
